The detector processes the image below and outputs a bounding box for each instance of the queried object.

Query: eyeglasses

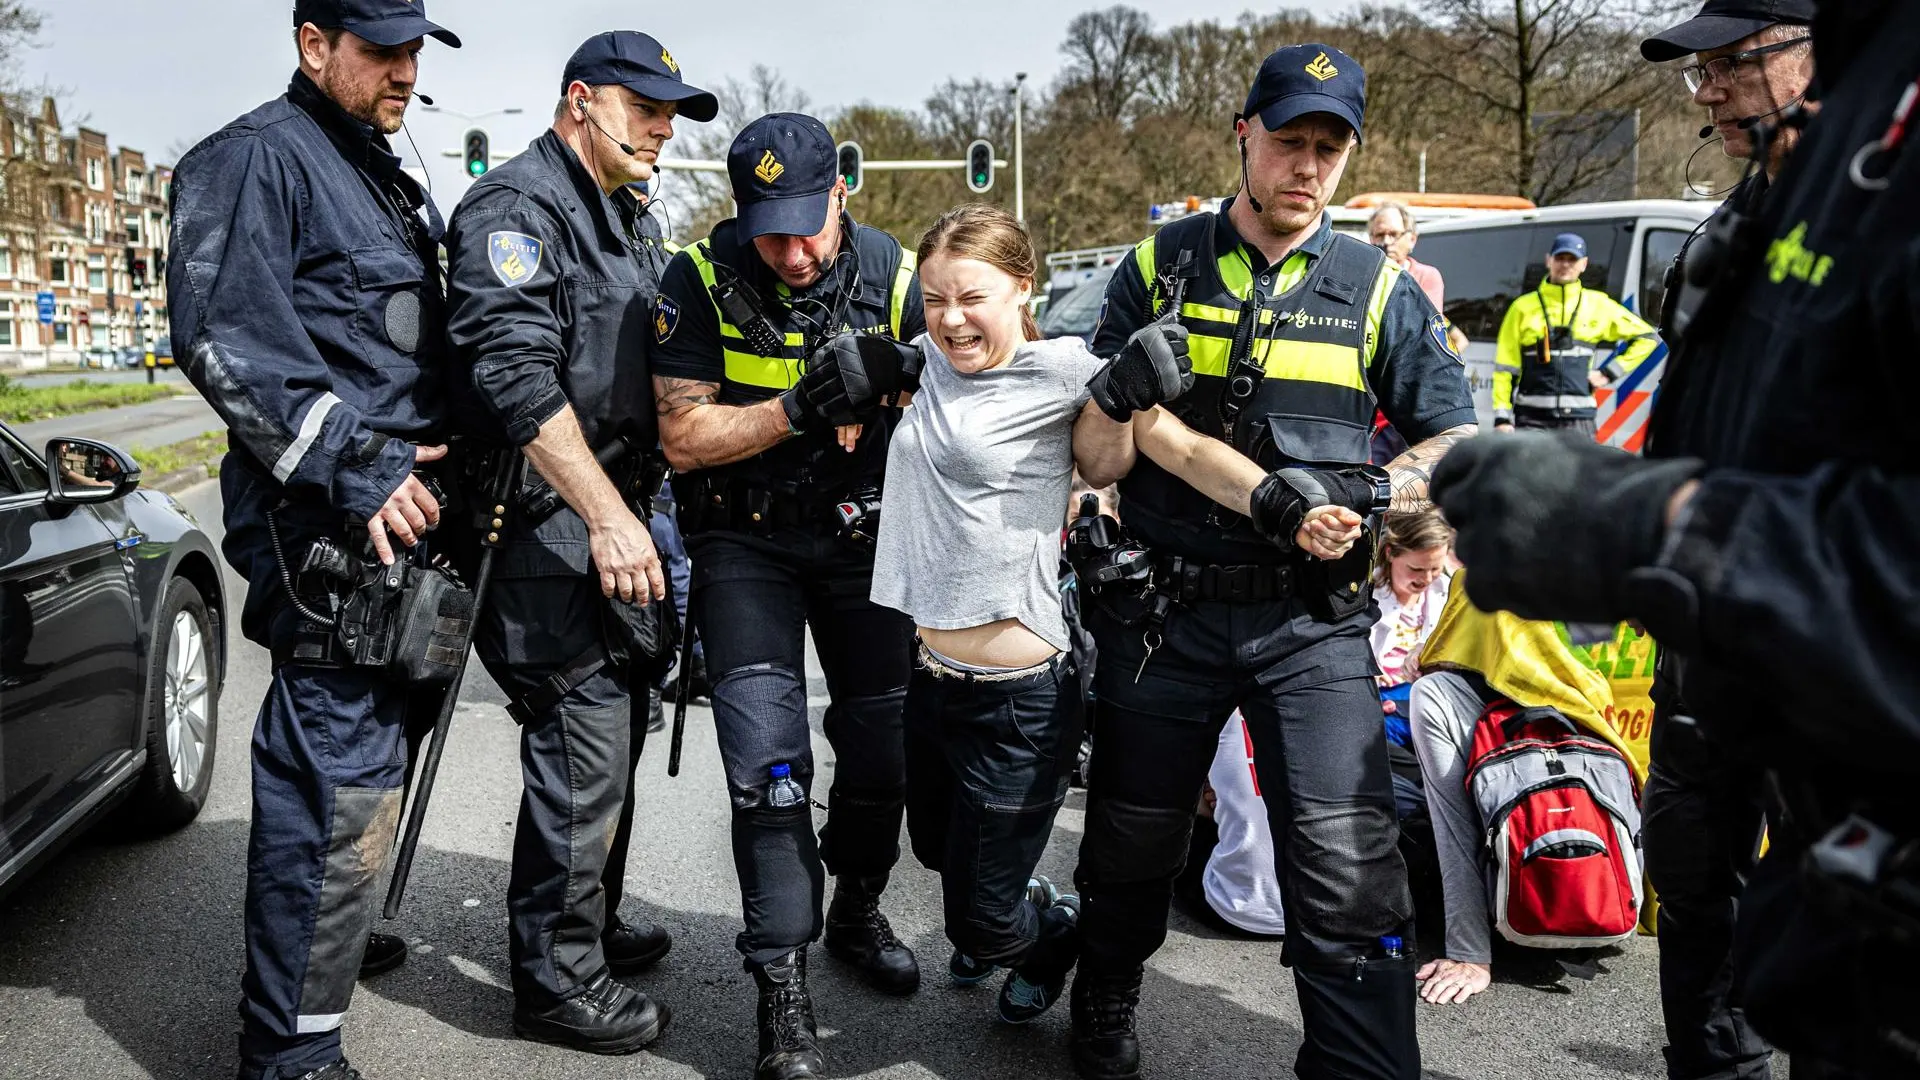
[1681,35,1810,93]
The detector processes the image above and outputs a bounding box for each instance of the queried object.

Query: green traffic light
[468,160,486,177]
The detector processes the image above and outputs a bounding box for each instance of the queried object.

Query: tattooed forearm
[655,375,719,418]
[651,375,795,471]
[1386,423,1477,512]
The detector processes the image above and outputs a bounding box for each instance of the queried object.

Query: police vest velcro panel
[685,226,911,397]
[1135,213,1392,467]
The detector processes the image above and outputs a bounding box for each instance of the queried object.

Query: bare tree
[1368,0,1689,202]
[923,77,1012,153]
[1056,6,1157,124]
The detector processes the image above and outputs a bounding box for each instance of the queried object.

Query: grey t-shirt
[872,334,1104,653]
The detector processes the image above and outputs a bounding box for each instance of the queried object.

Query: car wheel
[122,577,219,832]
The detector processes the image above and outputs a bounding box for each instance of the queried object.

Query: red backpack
[1463,700,1644,948]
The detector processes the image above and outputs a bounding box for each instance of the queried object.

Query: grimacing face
[919,252,1032,374]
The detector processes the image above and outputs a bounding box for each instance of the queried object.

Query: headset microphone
[1239,138,1263,213]
[1699,124,1715,138]
[416,92,434,106]
[578,99,638,156]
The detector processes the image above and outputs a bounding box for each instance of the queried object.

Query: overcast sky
[27,0,1351,202]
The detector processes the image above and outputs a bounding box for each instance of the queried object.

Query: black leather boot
[604,918,673,975]
[823,874,920,995]
[513,970,671,1054]
[753,948,825,1080]
[358,932,406,978]
[1070,969,1143,1080]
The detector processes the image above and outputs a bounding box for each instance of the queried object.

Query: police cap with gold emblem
[728,112,839,240]
[562,31,717,122]
[293,0,461,48]
[1240,43,1367,143]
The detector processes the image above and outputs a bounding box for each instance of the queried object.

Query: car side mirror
[45,437,141,504]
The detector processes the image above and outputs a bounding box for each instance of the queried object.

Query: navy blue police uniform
[443,30,714,1027]
[1434,2,1920,1073]
[164,2,460,1077]
[649,115,926,986]
[1073,45,1474,1080]
[1634,6,1815,1077]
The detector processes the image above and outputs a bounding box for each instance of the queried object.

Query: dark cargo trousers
[904,652,1085,976]
[1078,596,1420,1080]
[1642,704,1774,1080]
[239,665,417,1079]
[476,572,640,1004]
[686,527,912,966]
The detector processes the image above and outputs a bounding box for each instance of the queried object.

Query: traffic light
[837,141,863,196]
[464,129,490,178]
[966,139,994,194]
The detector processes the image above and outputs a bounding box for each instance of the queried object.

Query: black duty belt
[691,477,863,535]
[1151,555,1295,604]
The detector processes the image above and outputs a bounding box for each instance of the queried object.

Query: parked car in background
[1039,263,1117,343]
[0,423,226,902]
[1414,198,1717,451]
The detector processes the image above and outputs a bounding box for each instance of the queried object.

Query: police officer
[1071,45,1477,1080]
[1433,1,1920,1074]
[443,30,715,1054]
[166,3,461,1077]
[1637,7,1814,1078]
[651,112,925,1080]
[1490,232,1660,433]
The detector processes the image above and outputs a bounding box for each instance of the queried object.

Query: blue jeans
[904,651,1085,977]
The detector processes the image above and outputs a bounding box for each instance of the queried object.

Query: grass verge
[0,377,182,424]
[130,429,226,491]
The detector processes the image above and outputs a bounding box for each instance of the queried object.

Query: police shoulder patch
[654,294,680,343]
[488,231,543,287]
[1430,312,1460,363]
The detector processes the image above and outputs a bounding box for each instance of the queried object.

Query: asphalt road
[0,480,1690,1080]
[5,368,193,391]
[12,390,222,454]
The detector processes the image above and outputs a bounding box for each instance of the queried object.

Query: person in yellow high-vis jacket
[1492,232,1659,434]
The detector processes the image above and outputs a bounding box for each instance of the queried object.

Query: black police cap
[293,0,461,49]
[1241,43,1366,143]
[728,113,839,240]
[561,31,718,123]
[1641,0,1814,62]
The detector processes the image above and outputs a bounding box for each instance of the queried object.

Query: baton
[384,450,527,919]
[667,590,700,778]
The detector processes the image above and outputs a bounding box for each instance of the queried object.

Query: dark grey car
[0,423,226,901]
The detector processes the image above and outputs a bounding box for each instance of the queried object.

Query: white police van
[1413,199,1717,449]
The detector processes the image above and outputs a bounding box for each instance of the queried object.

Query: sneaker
[998,892,1080,1024]
[949,950,997,986]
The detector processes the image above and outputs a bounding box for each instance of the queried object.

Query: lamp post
[1418,133,1448,194]
[1011,72,1028,224]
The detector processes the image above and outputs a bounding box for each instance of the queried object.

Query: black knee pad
[1288,798,1412,943]
[1079,797,1194,886]
[711,663,813,810]
[822,688,906,791]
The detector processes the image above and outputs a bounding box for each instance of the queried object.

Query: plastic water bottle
[768,764,805,808]
[1380,935,1405,960]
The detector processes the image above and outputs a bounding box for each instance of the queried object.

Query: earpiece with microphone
[416,92,434,106]
[577,98,638,156]
[1239,137,1263,213]
[1698,89,1809,138]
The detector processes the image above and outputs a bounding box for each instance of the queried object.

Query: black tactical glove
[1247,465,1390,547]
[1086,320,1192,423]
[781,333,915,432]
[1430,432,1704,624]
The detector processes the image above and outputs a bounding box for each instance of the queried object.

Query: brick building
[0,96,170,369]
